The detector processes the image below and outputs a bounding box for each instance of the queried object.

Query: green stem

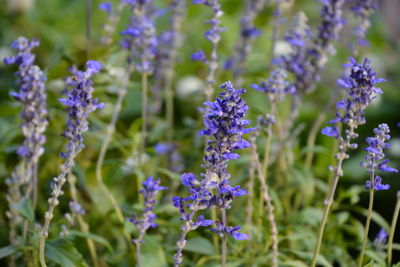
[85,0,92,59]
[311,156,344,267]
[387,192,400,265]
[141,72,148,153]
[221,209,227,267]
[305,112,326,169]
[358,169,375,267]
[135,242,142,267]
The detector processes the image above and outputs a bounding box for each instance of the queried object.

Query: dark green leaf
[45,239,87,267]
[0,245,16,259]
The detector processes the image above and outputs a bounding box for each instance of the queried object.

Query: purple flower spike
[99,2,112,15]
[128,177,167,244]
[361,124,395,191]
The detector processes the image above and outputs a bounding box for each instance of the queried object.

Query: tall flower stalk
[387,191,400,265]
[311,57,385,267]
[191,0,225,102]
[99,1,126,45]
[350,0,378,51]
[39,61,103,267]
[358,124,397,266]
[249,132,279,267]
[128,177,167,267]
[4,37,48,210]
[173,82,252,266]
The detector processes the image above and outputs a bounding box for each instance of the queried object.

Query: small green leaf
[0,245,16,259]
[184,237,214,255]
[45,239,88,267]
[11,197,34,222]
[68,230,113,252]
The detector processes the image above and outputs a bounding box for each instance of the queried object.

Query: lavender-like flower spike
[358,124,396,266]
[312,58,383,266]
[128,177,167,245]
[173,81,253,266]
[361,124,397,190]
[39,60,103,267]
[4,37,48,194]
[374,228,388,247]
[192,0,225,101]
[351,0,378,47]
[99,1,127,45]
[121,0,157,74]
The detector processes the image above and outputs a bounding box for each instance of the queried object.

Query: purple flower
[351,0,378,47]
[321,126,339,137]
[374,228,388,246]
[322,58,383,140]
[361,124,396,191]
[191,50,207,62]
[69,201,86,215]
[128,177,167,244]
[99,2,112,15]
[173,81,252,266]
[120,0,157,73]
[211,221,248,240]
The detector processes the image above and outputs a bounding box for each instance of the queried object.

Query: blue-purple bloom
[128,177,167,244]
[351,0,378,47]
[373,228,388,246]
[4,36,48,168]
[192,0,225,99]
[173,81,252,266]
[361,124,397,191]
[99,1,112,15]
[120,0,157,73]
[322,58,384,140]
[40,60,103,241]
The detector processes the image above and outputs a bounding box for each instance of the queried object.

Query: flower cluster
[351,0,378,47]
[322,58,384,140]
[120,0,157,73]
[4,36,48,179]
[173,81,252,266]
[361,124,397,191]
[40,60,103,239]
[252,68,295,101]
[274,12,313,93]
[128,177,167,244]
[277,0,345,93]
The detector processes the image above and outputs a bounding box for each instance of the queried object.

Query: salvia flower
[100,1,127,45]
[351,0,378,47]
[4,37,48,247]
[4,36,48,186]
[120,0,157,73]
[322,58,384,141]
[128,177,167,244]
[173,81,252,266]
[251,68,295,101]
[361,124,397,190]
[192,0,225,100]
[373,228,388,247]
[40,60,103,243]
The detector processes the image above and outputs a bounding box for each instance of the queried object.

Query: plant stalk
[387,192,400,265]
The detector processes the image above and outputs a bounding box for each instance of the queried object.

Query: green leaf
[11,197,34,222]
[0,245,16,259]
[45,239,88,267]
[68,230,113,252]
[184,237,214,256]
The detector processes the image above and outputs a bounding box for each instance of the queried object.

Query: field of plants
[1,0,400,266]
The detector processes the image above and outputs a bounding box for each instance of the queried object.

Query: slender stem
[32,162,39,209]
[165,77,174,141]
[68,173,99,267]
[261,133,272,181]
[96,66,133,224]
[246,161,255,240]
[211,207,220,253]
[135,242,142,267]
[141,72,148,153]
[311,156,344,267]
[221,209,227,267]
[305,112,326,169]
[39,235,47,267]
[251,136,279,267]
[358,170,375,267]
[387,193,400,265]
